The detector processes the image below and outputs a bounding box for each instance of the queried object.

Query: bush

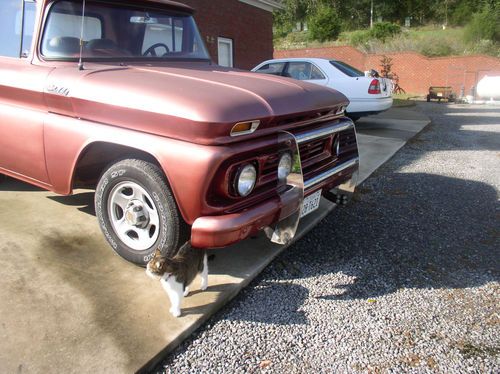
[308,6,341,42]
[369,22,401,41]
[450,1,477,26]
[273,10,294,38]
[348,30,371,46]
[274,30,310,49]
[420,40,456,57]
[464,5,500,43]
[467,39,500,57]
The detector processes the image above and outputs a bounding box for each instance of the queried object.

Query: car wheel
[95,159,181,266]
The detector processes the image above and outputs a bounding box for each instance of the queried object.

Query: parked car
[0,0,359,265]
[252,58,393,121]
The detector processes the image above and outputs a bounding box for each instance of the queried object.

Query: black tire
[95,159,181,266]
[426,95,431,102]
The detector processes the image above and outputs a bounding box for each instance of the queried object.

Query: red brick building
[181,0,282,70]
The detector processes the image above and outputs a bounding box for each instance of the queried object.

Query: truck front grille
[258,119,359,192]
[292,119,359,190]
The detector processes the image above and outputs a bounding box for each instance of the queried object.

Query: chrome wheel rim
[108,181,160,251]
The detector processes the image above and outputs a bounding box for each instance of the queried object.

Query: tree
[273,0,311,35]
[380,55,393,78]
[273,0,500,41]
[464,3,500,42]
[308,5,342,42]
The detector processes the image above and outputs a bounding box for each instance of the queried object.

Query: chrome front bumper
[266,119,359,245]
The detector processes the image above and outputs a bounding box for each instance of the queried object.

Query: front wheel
[95,159,181,265]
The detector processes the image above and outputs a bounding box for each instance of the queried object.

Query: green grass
[392,99,416,107]
[392,93,424,107]
[275,26,500,57]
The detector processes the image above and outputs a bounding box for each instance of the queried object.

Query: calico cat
[146,241,208,317]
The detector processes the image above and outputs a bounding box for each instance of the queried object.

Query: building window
[217,37,233,67]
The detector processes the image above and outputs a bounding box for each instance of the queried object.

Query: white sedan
[252,58,393,120]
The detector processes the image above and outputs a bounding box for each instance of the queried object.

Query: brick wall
[181,0,274,70]
[275,46,500,95]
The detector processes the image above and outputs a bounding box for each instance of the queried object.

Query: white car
[252,58,393,120]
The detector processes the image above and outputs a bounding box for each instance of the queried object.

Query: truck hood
[44,63,349,145]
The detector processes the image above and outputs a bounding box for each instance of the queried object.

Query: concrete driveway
[0,107,429,373]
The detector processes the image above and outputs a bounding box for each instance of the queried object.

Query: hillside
[275,26,500,58]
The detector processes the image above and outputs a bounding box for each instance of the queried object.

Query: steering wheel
[143,43,170,56]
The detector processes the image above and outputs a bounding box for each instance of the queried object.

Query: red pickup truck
[0,0,359,265]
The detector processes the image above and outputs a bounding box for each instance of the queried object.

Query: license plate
[300,189,322,218]
[437,92,443,97]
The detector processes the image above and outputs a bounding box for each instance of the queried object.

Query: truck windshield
[41,0,210,61]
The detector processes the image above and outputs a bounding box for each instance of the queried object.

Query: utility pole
[445,0,448,26]
[370,0,374,28]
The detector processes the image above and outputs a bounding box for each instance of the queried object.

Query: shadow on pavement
[252,170,498,304]
[47,192,96,216]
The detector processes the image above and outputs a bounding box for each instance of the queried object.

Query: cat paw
[170,308,181,318]
[183,287,190,297]
[200,283,208,291]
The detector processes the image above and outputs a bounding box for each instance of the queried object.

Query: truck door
[0,0,53,185]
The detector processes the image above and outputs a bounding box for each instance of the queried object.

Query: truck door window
[0,0,22,57]
[17,1,37,57]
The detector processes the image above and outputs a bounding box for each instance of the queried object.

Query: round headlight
[278,152,292,181]
[236,164,257,197]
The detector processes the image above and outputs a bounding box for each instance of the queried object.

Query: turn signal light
[230,120,260,137]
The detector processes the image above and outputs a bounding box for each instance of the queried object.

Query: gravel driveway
[157,103,499,373]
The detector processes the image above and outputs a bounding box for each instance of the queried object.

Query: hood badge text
[46,84,70,97]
